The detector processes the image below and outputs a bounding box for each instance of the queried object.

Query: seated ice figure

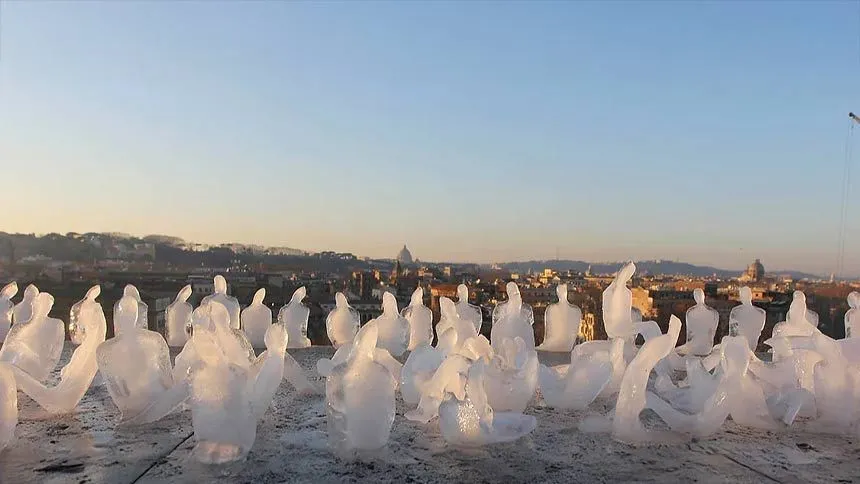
[602,262,638,341]
[612,315,681,444]
[12,284,39,325]
[11,298,107,414]
[279,287,311,349]
[771,292,821,361]
[325,322,397,458]
[242,288,272,349]
[326,293,359,349]
[490,283,535,351]
[729,287,766,351]
[201,275,241,330]
[97,296,174,420]
[373,292,410,357]
[436,297,479,354]
[483,336,539,412]
[318,323,402,389]
[677,289,718,357]
[402,287,433,350]
[165,285,193,347]
[845,291,859,338]
[455,284,482,334]
[209,302,255,367]
[0,364,15,451]
[539,338,623,410]
[113,285,148,330]
[537,284,582,352]
[69,286,105,346]
[438,360,537,447]
[0,282,17,342]
[0,292,65,381]
[173,305,215,382]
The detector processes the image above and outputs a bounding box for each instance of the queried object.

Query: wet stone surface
[0,344,857,483]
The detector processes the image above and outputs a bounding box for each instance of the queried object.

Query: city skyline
[2,2,859,275]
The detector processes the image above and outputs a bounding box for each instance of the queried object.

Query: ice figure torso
[69,286,105,346]
[0,283,18,342]
[683,290,718,356]
[845,292,859,338]
[455,285,482,335]
[402,288,433,351]
[490,283,535,352]
[326,293,359,349]
[326,323,397,457]
[373,293,410,357]
[539,338,623,410]
[729,288,766,351]
[97,296,174,420]
[772,293,821,355]
[166,285,193,347]
[200,276,241,330]
[242,289,272,349]
[483,336,539,412]
[537,284,582,352]
[602,262,636,340]
[278,287,311,349]
[0,292,65,382]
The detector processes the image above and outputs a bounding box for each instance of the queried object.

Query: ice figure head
[290,286,306,303]
[351,321,379,362]
[35,292,54,317]
[441,297,457,319]
[739,287,753,305]
[693,288,705,305]
[264,320,288,353]
[410,287,423,306]
[209,302,231,329]
[85,285,101,301]
[176,285,192,303]
[124,284,141,301]
[1,282,17,300]
[556,284,568,301]
[212,275,226,294]
[720,336,751,377]
[115,296,139,334]
[23,284,39,300]
[335,292,348,308]
[457,284,469,303]
[505,282,522,311]
[848,291,860,309]
[617,262,636,284]
[382,292,398,314]
[252,288,266,305]
[190,306,214,335]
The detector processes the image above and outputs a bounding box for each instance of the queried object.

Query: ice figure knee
[0,292,65,382]
[279,287,311,348]
[242,288,272,349]
[325,292,359,349]
[373,293,410,357]
[165,285,193,348]
[402,288,433,351]
[537,284,582,353]
[490,283,535,352]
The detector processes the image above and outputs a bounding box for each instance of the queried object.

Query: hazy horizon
[2,2,858,276]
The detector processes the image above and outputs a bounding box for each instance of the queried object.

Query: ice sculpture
[845,291,859,338]
[373,292,410,357]
[173,305,215,382]
[403,287,433,350]
[69,285,104,346]
[0,364,16,451]
[456,284,482,334]
[729,287,766,351]
[602,262,636,340]
[113,285,148,331]
[326,292,359,349]
[250,322,288,419]
[612,314,681,443]
[405,353,472,423]
[484,336,539,412]
[11,284,38,325]
[326,322,397,457]
[539,338,623,410]
[678,289,718,357]
[165,285,193,347]
[400,343,446,405]
[0,292,65,381]
[201,275,241,330]
[11,297,106,413]
[436,297,479,354]
[537,284,582,352]
[0,282,17,342]
[97,296,174,420]
[438,360,537,447]
[490,283,535,351]
[279,287,311,349]
[209,302,255,367]
[772,292,821,362]
[242,288,272,349]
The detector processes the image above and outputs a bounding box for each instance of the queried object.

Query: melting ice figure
[729,287,766,351]
[490,282,535,351]
[69,285,105,346]
[242,288,272,349]
[0,292,65,381]
[201,275,241,330]
[11,284,39,326]
[279,287,311,349]
[0,282,18,342]
[602,262,637,341]
[113,285,148,331]
[537,284,582,352]
[165,285,193,347]
[373,292,410,357]
[455,284,482,335]
[325,293,359,349]
[403,287,433,350]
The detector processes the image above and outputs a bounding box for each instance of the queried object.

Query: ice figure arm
[251,357,284,420]
[373,349,403,387]
[121,378,191,426]
[10,366,81,414]
[282,352,320,394]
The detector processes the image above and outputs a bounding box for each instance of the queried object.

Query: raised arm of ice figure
[602,262,636,340]
[0,282,18,341]
[0,282,16,301]
[251,323,287,420]
[404,287,433,350]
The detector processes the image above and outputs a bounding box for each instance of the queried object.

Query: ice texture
[279,287,311,349]
[373,292,410,357]
[0,282,18,342]
[0,364,16,451]
[455,284,482,334]
[537,284,582,352]
[12,296,106,413]
[97,296,174,420]
[490,283,535,351]
[539,338,622,410]
[729,287,766,350]
[69,285,104,346]
[165,285,193,347]
[403,287,433,350]
[200,275,241,330]
[0,292,65,382]
[242,288,272,349]
[326,292,359,349]
[11,284,38,325]
[845,291,859,338]
[438,360,537,447]
[602,262,637,341]
[326,322,397,457]
[678,289,718,357]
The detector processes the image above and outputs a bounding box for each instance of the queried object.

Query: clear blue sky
[1,1,859,275]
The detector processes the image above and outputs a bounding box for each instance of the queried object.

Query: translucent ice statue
[242,288,272,349]
[402,287,433,350]
[0,282,17,342]
[165,285,193,347]
[602,262,637,341]
[729,287,766,351]
[279,287,311,349]
[0,292,65,381]
[484,336,539,412]
[201,275,241,330]
[97,296,174,420]
[539,338,622,410]
[11,298,106,413]
[11,284,39,325]
[0,364,16,451]
[455,284,482,334]
[250,322,288,420]
[326,322,397,458]
[326,292,359,349]
[438,360,537,447]
[845,291,859,338]
[113,285,148,331]
[612,314,681,444]
[436,297,479,354]
[677,289,718,357]
[490,283,535,351]
[373,292,410,357]
[771,292,821,362]
[69,285,105,346]
[400,343,446,405]
[537,284,582,352]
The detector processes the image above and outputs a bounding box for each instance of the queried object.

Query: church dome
[397,245,413,265]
